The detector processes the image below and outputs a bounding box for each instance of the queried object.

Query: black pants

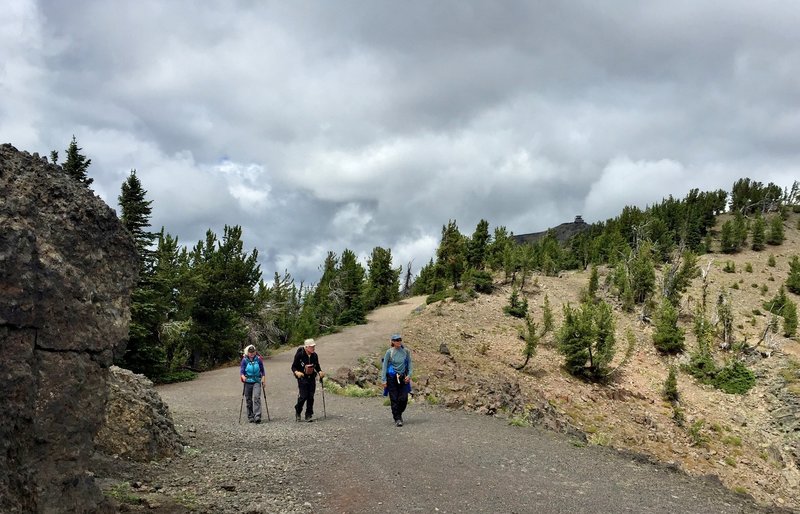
[387,373,408,421]
[295,378,316,418]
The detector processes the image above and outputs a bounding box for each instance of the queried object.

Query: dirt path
[148,297,768,513]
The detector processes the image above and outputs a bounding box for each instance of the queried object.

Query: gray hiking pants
[244,382,262,422]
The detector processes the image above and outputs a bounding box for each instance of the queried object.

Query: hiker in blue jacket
[240,345,266,423]
[381,333,413,427]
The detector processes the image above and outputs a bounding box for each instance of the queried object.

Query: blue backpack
[244,355,262,382]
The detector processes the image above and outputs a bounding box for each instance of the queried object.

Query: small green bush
[503,288,528,318]
[663,366,679,403]
[684,352,718,385]
[714,360,756,394]
[723,261,736,273]
[471,270,495,294]
[426,288,454,304]
[744,262,753,272]
[768,254,777,267]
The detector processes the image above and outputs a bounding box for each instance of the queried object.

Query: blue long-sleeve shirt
[381,346,412,382]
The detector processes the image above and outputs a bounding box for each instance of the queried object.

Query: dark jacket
[291,348,321,379]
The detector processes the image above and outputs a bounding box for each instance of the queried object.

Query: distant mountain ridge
[513,215,589,245]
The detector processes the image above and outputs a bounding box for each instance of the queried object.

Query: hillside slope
[403,212,800,510]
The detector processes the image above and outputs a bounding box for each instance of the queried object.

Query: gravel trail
[148,297,769,513]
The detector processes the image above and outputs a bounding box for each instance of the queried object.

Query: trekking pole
[319,376,327,419]
[261,382,271,422]
[238,382,245,424]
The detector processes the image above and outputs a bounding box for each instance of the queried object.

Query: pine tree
[787,256,800,295]
[663,366,679,403]
[515,315,539,370]
[338,248,367,325]
[503,287,528,318]
[486,226,512,271]
[437,220,467,288]
[767,216,785,245]
[116,172,165,378]
[588,264,599,300]
[653,298,685,353]
[557,300,616,380]
[720,220,739,253]
[119,170,157,267]
[783,299,798,337]
[186,226,261,368]
[364,246,401,309]
[541,294,554,336]
[466,219,490,270]
[62,135,93,186]
[629,242,656,304]
[751,215,766,251]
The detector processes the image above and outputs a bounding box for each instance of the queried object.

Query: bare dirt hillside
[402,212,800,510]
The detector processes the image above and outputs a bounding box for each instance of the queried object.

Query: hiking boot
[254,419,261,424]
[306,417,314,423]
[295,414,301,422]
[395,419,403,427]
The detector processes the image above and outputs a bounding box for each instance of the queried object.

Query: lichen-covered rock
[95,366,185,461]
[0,144,138,513]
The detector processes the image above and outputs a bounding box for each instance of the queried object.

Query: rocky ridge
[399,212,800,510]
[0,143,139,513]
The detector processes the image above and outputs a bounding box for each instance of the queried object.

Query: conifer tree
[557,300,616,380]
[751,214,766,251]
[62,135,93,186]
[515,315,539,370]
[437,220,467,288]
[310,252,341,332]
[541,294,554,336]
[787,256,800,295]
[663,366,679,403]
[466,219,490,270]
[338,248,367,325]
[186,226,261,368]
[486,226,512,271]
[784,299,798,338]
[119,170,156,266]
[720,220,739,253]
[116,172,166,378]
[588,264,599,300]
[653,298,685,353]
[364,246,400,309]
[629,241,656,304]
[767,216,785,245]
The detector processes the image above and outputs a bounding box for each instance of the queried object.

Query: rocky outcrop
[0,144,138,513]
[95,366,185,461]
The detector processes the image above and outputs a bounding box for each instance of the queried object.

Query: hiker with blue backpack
[239,345,266,423]
[381,333,413,427]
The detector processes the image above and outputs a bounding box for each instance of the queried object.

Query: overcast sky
[2,1,799,284]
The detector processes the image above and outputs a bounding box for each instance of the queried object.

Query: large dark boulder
[0,144,138,513]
